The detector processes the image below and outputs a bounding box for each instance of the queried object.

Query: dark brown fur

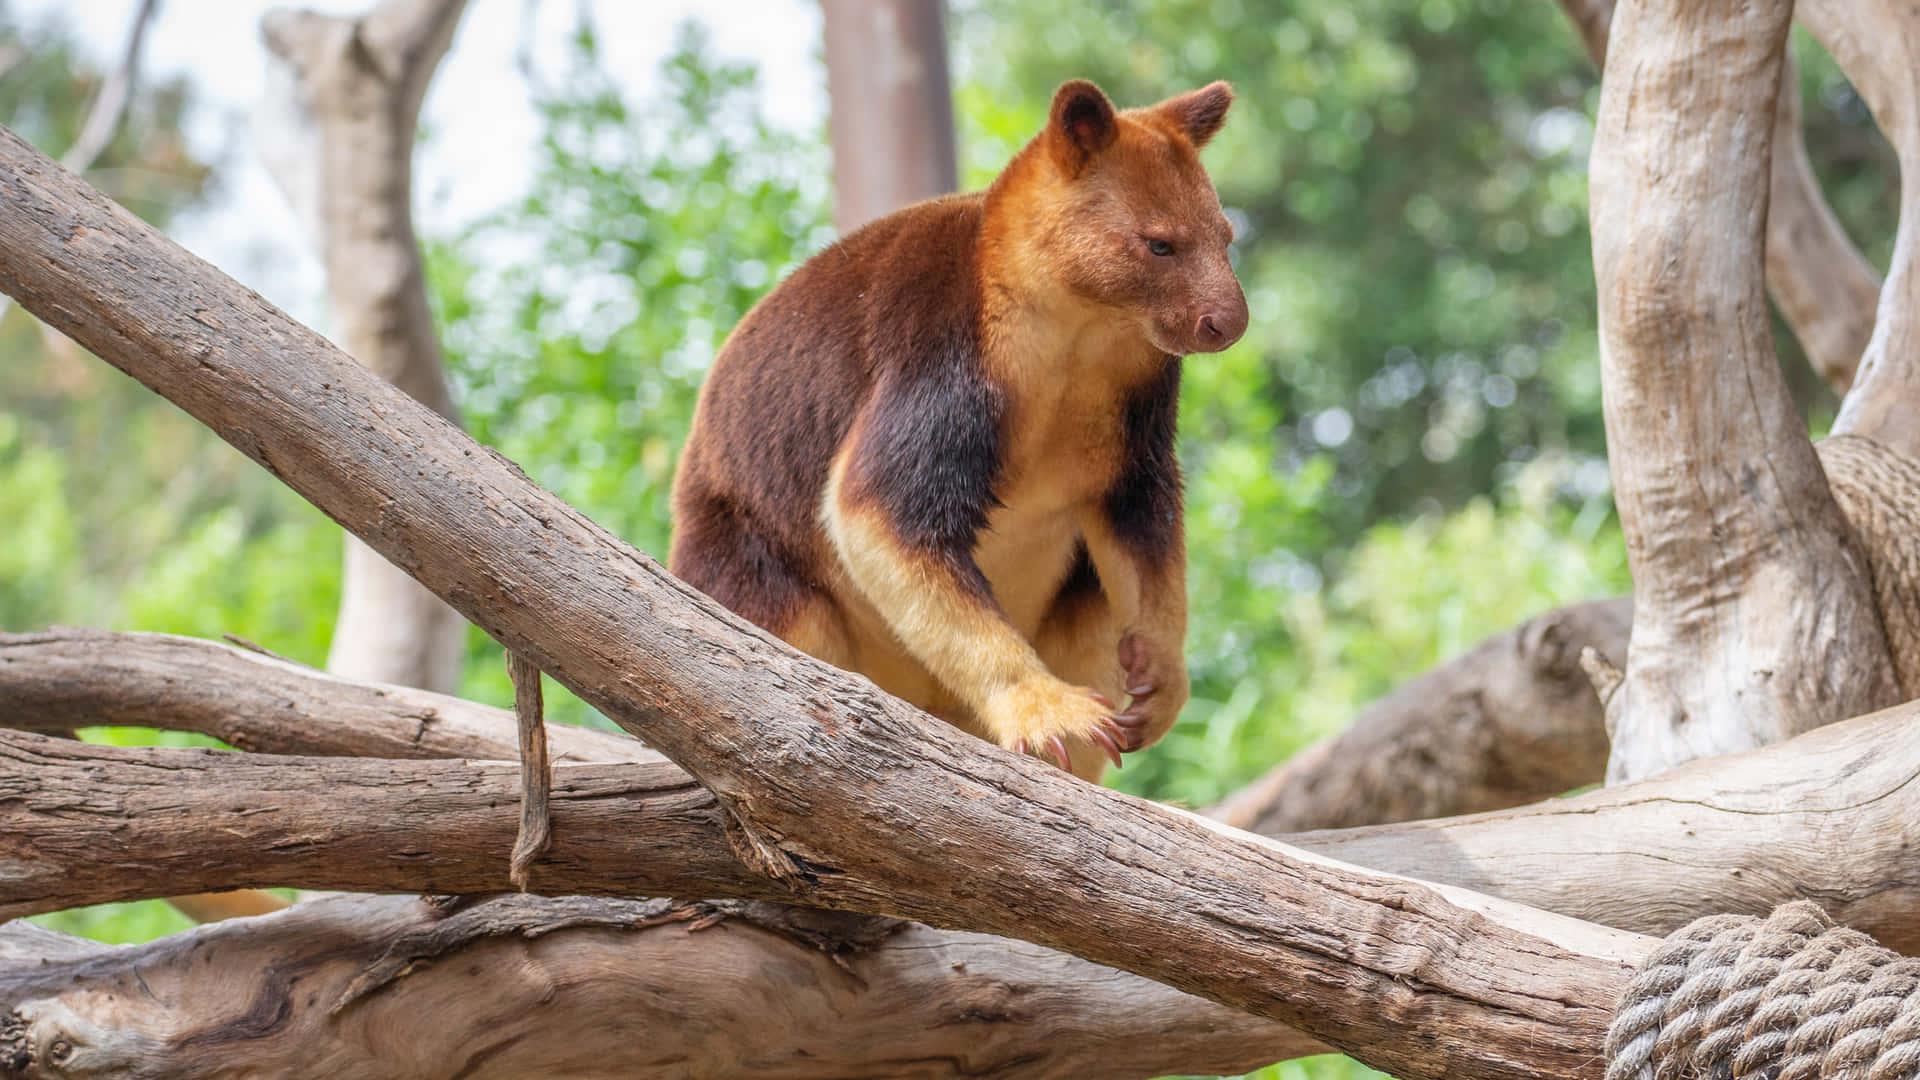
[671,79,1245,778]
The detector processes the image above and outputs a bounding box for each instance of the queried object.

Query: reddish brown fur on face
[985,80,1248,358]
[671,78,1242,776]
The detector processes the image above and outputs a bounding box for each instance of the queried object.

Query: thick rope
[1605,901,1920,1079]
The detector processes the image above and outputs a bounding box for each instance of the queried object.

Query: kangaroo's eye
[1146,238,1176,257]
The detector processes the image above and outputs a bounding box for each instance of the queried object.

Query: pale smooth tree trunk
[820,0,958,231]
[1587,0,1900,783]
[260,0,471,693]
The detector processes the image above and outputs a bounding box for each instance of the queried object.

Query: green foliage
[429,22,832,721]
[950,0,1894,540]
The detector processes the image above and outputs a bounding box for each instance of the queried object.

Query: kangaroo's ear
[1155,81,1233,148]
[1048,79,1117,175]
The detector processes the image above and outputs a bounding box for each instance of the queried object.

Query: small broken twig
[505,651,551,889]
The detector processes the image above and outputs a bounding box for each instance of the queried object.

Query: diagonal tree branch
[1588,0,1898,783]
[1803,0,1920,457]
[0,123,1643,1079]
[1214,598,1625,833]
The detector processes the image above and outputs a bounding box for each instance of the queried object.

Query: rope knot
[1605,901,1920,1080]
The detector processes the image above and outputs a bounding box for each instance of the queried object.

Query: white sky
[23,0,825,326]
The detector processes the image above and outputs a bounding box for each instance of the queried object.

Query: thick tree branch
[0,629,653,764]
[259,0,472,692]
[1555,0,1881,395]
[1588,0,1898,783]
[1214,598,1625,833]
[4,693,1917,944]
[1,895,1325,1080]
[0,124,1643,1078]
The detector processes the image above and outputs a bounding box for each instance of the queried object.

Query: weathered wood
[1588,0,1899,783]
[260,0,471,692]
[0,123,1644,1078]
[0,629,653,764]
[0,730,773,917]
[1,895,1327,1080]
[1804,0,1920,458]
[1215,598,1625,833]
[1555,0,1881,395]
[5,692,1918,946]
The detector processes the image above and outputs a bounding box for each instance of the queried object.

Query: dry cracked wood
[259,0,472,692]
[1588,0,1899,783]
[0,896,1327,1079]
[4,699,1917,945]
[6,658,1920,1076]
[0,122,1645,1078]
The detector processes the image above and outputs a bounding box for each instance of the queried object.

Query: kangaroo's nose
[1194,305,1247,352]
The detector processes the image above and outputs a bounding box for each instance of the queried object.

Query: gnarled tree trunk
[1588,0,1900,783]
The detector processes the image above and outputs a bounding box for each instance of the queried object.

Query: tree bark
[259,0,471,693]
[0,629,652,764]
[0,122,1647,1079]
[1214,598,1625,833]
[1588,0,1899,783]
[4,694,1917,945]
[1555,0,1881,395]
[8,662,1920,1075]
[1,895,1327,1080]
[820,0,958,231]
[1804,0,1920,458]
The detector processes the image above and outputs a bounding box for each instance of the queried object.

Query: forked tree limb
[1588,0,1899,783]
[0,125,1643,1078]
[259,0,472,693]
[1554,0,1881,396]
[1,895,1328,1080]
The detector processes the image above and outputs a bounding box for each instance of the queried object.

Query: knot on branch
[1606,901,1920,1080]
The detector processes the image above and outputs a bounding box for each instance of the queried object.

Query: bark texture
[1588,0,1899,783]
[0,630,652,764]
[4,695,1917,945]
[1556,0,1881,394]
[1214,598,1626,833]
[1805,0,1920,457]
[821,0,958,231]
[260,0,471,693]
[1,895,1326,1080]
[7,668,1920,1075]
[0,123,1648,1079]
